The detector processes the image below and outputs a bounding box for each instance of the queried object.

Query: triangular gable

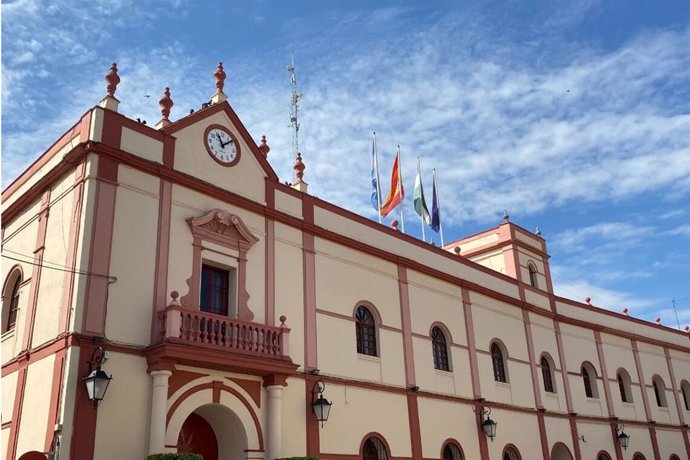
[162,101,279,182]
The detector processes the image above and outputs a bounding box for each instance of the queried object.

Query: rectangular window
[201,264,230,316]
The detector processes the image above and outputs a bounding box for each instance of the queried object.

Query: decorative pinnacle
[294,152,305,183]
[503,210,510,222]
[258,135,271,157]
[159,87,173,121]
[214,62,226,93]
[105,63,120,98]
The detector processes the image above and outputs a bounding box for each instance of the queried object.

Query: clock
[203,124,241,166]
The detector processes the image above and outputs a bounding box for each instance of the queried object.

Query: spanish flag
[380,149,404,217]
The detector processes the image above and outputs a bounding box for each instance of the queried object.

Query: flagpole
[433,169,445,246]
[417,157,426,242]
[398,145,405,233]
[373,132,383,224]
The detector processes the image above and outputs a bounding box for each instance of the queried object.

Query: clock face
[204,125,240,166]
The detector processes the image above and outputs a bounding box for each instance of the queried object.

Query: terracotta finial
[169,290,180,306]
[655,317,661,325]
[159,87,173,121]
[258,135,271,157]
[214,62,226,93]
[585,296,591,305]
[294,152,305,184]
[279,315,287,327]
[105,63,120,98]
[391,219,399,231]
[622,307,629,316]
[454,246,461,255]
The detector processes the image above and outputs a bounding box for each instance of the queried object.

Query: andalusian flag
[413,157,431,225]
[380,149,404,217]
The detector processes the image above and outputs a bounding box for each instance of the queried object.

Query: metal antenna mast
[286,53,302,158]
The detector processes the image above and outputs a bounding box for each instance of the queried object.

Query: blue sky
[3,0,690,326]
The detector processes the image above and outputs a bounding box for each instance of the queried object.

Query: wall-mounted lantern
[617,424,630,450]
[481,406,497,442]
[312,379,332,427]
[83,346,112,408]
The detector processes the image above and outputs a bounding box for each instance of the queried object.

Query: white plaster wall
[120,127,163,163]
[485,408,541,459]
[575,420,616,459]
[94,353,150,460]
[105,166,159,345]
[274,224,304,367]
[318,385,411,457]
[16,354,55,455]
[280,378,307,458]
[655,427,686,459]
[417,398,479,459]
[274,190,302,219]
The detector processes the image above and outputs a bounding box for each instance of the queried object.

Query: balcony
[159,305,290,360]
[147,302,297,379]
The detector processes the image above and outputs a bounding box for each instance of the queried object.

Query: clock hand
[221,138,234,148]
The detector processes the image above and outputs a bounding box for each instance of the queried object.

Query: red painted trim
[359,432,392,458]
[568,416,582,460]
[682,427,690,460]
[632,339,654,421]
[475,400,490,459]
[522,310,544,409]
[536,413,550,459]
[664,347,686,425]
[162,136,175,168]
[151,180,173,342]
[166,382,264,450]
[162,101,279,181]
[2,109,91,201]
[82,157,118,336]
[70,342,100,460]
[595,331,616,417]
[649,424,661,460]
[462,288,482,399]
[58,162,87,334]
[227,377,262,408]
[168,370,208,398]
[502,442,523,460]
[20,189,51,351]
[303,232,317,371]
[398,265,416,386]
[406,394,422,459]
[550,441,573,459]
[6,366,27,460]
[440,438,465,460]
[44,350,65,451]
[265,219,275,326]
[305,374,320,457]
[555,322,575,413]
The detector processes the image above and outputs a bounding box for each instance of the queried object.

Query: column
[266,385,284,460]
[149,370,172,455]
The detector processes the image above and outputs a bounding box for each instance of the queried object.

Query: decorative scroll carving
[179,210,259,321]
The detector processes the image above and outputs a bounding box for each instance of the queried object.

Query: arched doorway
[178,412,219,460]
[18,452,48,460]
[551,442,574,460]
[171,403,250,460]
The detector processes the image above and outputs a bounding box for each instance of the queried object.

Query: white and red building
[2,63,690,460]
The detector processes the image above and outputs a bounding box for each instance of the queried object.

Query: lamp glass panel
[482,418,497,439]
[313,397,332,422]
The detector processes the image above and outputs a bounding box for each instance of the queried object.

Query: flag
[380,151,404,217]
[431,170,441,232]
[370,136,379,211]
[413,158,431,225]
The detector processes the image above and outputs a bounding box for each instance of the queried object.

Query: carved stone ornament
[180,209,259,321]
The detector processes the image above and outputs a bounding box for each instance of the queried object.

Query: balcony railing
[159,305,290,360]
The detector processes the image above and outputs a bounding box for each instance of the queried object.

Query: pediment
[187,209,259,251]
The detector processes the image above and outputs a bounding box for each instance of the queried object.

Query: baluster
[221,319,228,347]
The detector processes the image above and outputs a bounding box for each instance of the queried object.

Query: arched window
[491,342,508,383]
[681,380,690,411]
[503,445,521,460]
[633,454,646,460]
[652,376,668,407]
[432,326,450,371]
[2,267,22,333]
[581,363,598,398]
[617,369,633,403]
[355,306,377,357]
[596,452,612,460]
[541,355,555,393]
[670,454,681,460]
[528,262,539,288]
[442,441,463,460]
[362,436,388,460]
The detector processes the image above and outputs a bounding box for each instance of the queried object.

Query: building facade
[2,64,690,460]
